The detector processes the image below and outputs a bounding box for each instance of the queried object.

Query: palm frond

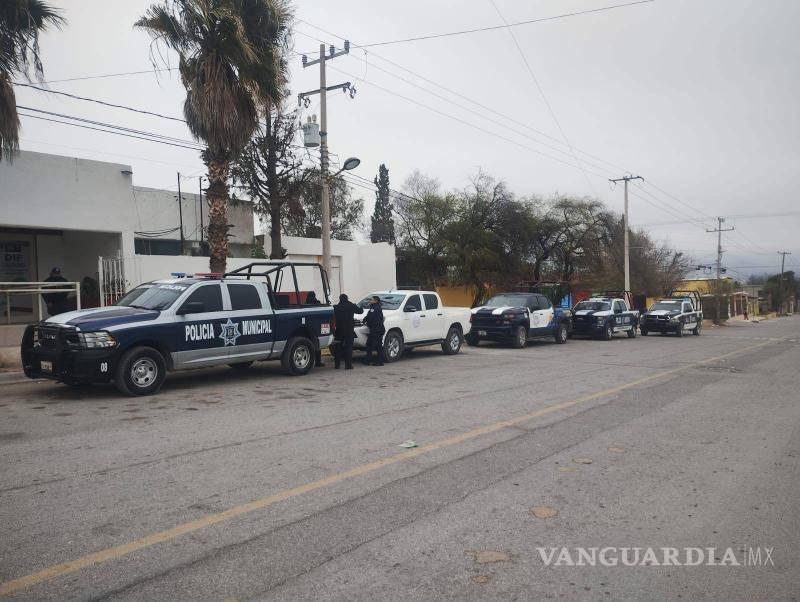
[0,0,65,78]
[0,71,20,161]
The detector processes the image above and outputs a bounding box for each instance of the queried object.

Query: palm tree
[1,0,64,162]
[135,0,292,273]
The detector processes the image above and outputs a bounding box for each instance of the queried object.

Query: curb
[0,371,29,385]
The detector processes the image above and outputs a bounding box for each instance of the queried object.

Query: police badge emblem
[219,318,241,346]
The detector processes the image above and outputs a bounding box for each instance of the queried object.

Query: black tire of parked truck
[114,346,167,396]
[641,328,649,336]
[465,332,481,346]
[511,325,527,349]
[442,326,463,355]
[281,336,315,376]
[383,330,404,363]
[693,321,702,336]
[601,322,614,341]
[675,322,684,337]
[554,322,569,344]
[627,326,637,338]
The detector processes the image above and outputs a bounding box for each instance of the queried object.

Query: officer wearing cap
[43,267,69,315]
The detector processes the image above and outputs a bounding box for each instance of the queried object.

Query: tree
[370,163,395,244]
[231,104,305,259]
[1,0,64,161]
[282,167,364,241]
[136,0,291,272]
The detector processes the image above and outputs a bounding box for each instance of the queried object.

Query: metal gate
[98,253,126,306]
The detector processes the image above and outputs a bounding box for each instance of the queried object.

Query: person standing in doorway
[43,267,69,316]
[363,295,386,366]
[332,293,363,370]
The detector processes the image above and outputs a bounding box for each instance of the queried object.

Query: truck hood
[471,305,526,315]
[574,309,612,317]
[646,309,680,317]
[44,306,161,330]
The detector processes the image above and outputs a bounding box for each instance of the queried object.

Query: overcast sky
[13,0,800,278]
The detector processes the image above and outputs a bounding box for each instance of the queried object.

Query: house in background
[0,151,395,326]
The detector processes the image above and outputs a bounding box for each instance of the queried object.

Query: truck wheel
[442,327,463,354]
[281,336,314,376]
[229,361,254,370]
[383,331,404,362]
[114,346,166,396]
[554,322,568,344]
[641,328,648,336]
[602,323,613,341]
[627,327,637,338]
[675,323,684,337]
[693,321,702,336]
[511,325,527,349]
[465,333,481,346]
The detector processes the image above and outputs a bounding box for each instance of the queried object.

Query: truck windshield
[574,301,611,311]
[484,294,529,308]
[358,294,406,310]
[116,283,188,310]
[650,301,683,311]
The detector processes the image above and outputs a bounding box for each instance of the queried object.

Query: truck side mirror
[404,305,419,313]
[177,301,206,315]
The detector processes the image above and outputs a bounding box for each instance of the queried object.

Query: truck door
[421,293,444,340]
[531,295,554,334]
[225,281,275,363]
[173,282,230,368]
[402,294,425,343]
[682,302,696,330]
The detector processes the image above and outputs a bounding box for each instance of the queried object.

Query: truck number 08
[100,362,108,373]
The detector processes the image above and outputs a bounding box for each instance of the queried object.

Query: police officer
[363,295,386,366]
[332,293,364,370]
[43,267,69,315]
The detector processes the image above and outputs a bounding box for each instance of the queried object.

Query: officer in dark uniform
[43,267,69,315]
[363,295,386,366]
[332,293,364,370]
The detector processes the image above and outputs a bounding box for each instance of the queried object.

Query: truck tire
[442,326,463,355]
[602,322,614,341]
[554,322,568,344]
[281,336,314,376]
[627,326,637,338]
[641,328,648,336]
[511,325,527,349]
[114,346,166,396]
[675,322,684,337]
[693,321,702,336]
[465,332,481,346]
[383,330,404,362]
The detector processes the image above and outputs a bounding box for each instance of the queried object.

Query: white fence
[0,281,81,324]
[98,254,126,306]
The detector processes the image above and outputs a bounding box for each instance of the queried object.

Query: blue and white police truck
[21,262,334,396]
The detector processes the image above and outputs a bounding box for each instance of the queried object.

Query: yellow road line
[0,340,772,597]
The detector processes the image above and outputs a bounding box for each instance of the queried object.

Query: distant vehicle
[21,262,334,395]
[571,294,640,340]
[352,291,471,362]
[640,291,703,336]
[466,292,572,348]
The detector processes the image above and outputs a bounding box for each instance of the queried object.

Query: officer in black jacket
[363,295,386,366]
[332,294,364,370]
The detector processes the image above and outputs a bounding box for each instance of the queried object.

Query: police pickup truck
[571,295,640,340]
[21,262,334,396]
[466,292,572,348]
[640,292,703,337]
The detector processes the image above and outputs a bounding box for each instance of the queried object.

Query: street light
[321,156,360,281]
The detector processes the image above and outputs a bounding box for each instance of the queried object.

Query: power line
[299,0,656,50]
[37,66,175,85]
[489,0,597,195]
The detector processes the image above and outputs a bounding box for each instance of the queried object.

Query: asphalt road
[1,317,799,601]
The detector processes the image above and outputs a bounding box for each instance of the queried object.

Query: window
[228,283,262,311]
[485,294,530,308]
[538,295,552,309]
[405,294,422,312]
[423,294,439,310]
[134,238,182,256]
[527,297,541,311]
[116,283,188,310]
[683,304,693,313]
[180,284,223,313]
[358,294,406,310]
[613,301,623,312]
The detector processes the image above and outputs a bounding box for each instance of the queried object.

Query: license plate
[40,360,52,372]
[320,323,330,335]
[479,330,487,336]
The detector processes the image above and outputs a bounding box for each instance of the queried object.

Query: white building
[0,150,395,323]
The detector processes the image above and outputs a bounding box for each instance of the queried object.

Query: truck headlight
[75,331,117,349]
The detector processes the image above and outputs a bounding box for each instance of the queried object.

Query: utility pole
[198,176,205,244]
[176,172,185,255]
[609,175,643,295]
[298,42,354,278]
[706,217,734,325]
[777,251,792,314]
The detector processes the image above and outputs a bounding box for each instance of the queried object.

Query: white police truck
[21,262,334,396]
